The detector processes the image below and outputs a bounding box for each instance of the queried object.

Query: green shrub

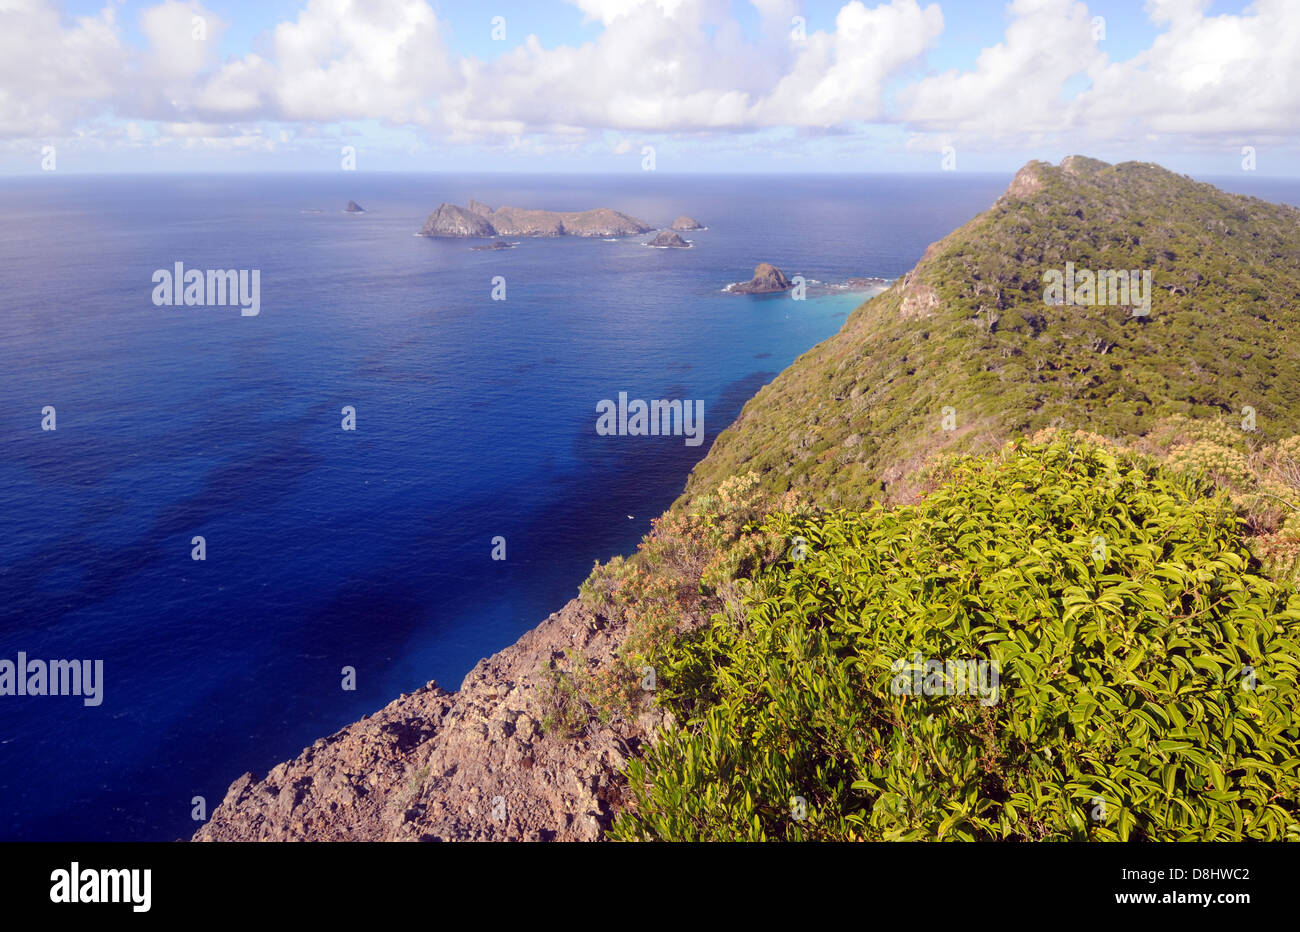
[614,437,1300,841]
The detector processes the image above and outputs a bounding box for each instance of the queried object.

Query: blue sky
[2,0,1296,175]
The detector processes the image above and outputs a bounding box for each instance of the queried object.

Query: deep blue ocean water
[2,171,1296,841]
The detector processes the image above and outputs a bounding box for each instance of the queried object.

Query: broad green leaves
[613,438,1300,842]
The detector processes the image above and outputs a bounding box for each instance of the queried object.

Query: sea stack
[646,230,690,248]
[345,200,365,213]
[671,215,704,231]
[730,262,794,294]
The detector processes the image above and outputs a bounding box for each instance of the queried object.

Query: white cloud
[903,0,1300,150]
[1078,0,1300,140]
[442,0,942,138]
[140,1,224,81]
[0,0,126,137]
[903,0,1103,138]
[3,0,1300,163]
[195,0,455,123]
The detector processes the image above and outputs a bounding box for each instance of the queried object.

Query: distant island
[671,215,705,231]
[471,240,516,251]
[420,199,653,238]
[345,200,365,213]
[646,230,690,248]
[727,262,794,294]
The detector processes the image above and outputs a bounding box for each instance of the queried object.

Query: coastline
[192,287,883,841]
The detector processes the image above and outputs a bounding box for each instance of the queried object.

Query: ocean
[2,171,1295,841]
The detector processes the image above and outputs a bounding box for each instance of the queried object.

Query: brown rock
[193,599,656,843]
[729,262,794,294]
[419,203,496,237]
[646,230,690,248]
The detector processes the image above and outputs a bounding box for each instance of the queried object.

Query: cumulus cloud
[903,0,1103,138]
[0,0,126,137]
[140,0,225,81]
[903,0,1300,150]
[194,0,456,122]
[1077,0,1300,141]
[3,0,1300,159]
[442,0,943,137]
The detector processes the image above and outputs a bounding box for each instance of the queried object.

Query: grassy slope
[684,157,1300,508]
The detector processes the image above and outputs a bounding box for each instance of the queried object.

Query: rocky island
[646,230,690,248]
[727,262,794,294]
[671,215,704,231]
[420,200,653,238]
[345,200,365,213]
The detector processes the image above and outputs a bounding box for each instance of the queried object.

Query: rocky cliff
[419,203,496,237]
[194,598,671,841]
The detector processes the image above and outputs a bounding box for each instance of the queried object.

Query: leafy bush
[614,438,1300,841]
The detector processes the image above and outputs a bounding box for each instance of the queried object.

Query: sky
[1,0,1296,174]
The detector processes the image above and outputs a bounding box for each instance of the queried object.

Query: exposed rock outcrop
[646,230,690,248]
[671,215,704,231]
[418,201,653,238]
[345,200,365,213]
[419,203,497,237]
[194,598,664,842]
[728,262,794,294]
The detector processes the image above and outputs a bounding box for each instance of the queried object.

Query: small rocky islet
[645,230,691,248]
[727,262,795,294]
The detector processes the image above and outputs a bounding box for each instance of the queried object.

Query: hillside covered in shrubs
[610,434,1300,841]
[573,158,1300,841]
[686,156,1300,507]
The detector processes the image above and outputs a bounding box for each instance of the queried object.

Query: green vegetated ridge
[565,157,1300,841]
[685,155,1300,506]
